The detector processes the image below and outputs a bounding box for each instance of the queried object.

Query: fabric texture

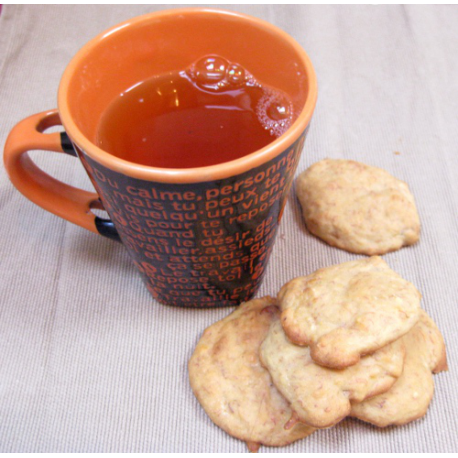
[0,5,456,452]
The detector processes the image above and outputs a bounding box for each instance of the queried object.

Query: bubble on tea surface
[227,63,246,85]
[256,88,293,137]
[189,55,228,88]
[187,55,254,91]
[267,102,289,121]
[184,54,295,137]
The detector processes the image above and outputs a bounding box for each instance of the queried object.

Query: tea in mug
[96,56,296,168]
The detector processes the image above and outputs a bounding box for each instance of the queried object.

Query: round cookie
[351,310,447,427]
[296,158,420,255]
[260,316,405,429]
[279,256,421,369]
[188,297,315,452]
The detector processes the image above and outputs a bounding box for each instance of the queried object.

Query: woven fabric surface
[0,4,456,452]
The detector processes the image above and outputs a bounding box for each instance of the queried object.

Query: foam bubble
[267,101,290,121]
[255,88,293,137]
[193,56,228,84]
[187,55,253,91]
[227,64,246,85]
[185,54,295,137]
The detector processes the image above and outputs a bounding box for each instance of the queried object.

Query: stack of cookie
[262,256,447,429]
[189,257,447,452]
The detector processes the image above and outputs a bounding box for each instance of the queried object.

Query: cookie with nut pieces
[260,316,406,429]
[296,159,420,255]
[188,297,315,452]
[278,256,421,369]
[351,309,447,427]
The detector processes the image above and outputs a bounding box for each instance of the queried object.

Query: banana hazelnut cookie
[260,316,405,428]
[188,297,315,452]
[296,159,420,255]
[351,309,447,426]
[279,257,421,369]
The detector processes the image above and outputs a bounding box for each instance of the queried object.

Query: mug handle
[3,110,120,242]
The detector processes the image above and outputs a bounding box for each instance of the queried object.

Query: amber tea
[96,56,296,169]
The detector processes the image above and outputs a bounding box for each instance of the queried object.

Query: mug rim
[58,7,318,184]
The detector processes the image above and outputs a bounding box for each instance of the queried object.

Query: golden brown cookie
[188,297,315,452]
[296,159,420,255]
[351,310,447,426]
[279,257,421,369]
[260,316,405,428]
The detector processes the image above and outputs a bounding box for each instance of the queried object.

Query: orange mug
[3,9,317,307]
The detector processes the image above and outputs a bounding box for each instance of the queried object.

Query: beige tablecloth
[0,5,456,452]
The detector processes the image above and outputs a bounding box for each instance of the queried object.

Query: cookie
[188,297,315,452]
[279,256,421,369]
[351,310,447,426]
[260,316,405,428]
[296,159,420,255]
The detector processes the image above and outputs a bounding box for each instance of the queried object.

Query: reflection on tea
[96,55,296,168]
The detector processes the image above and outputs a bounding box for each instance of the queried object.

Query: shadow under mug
[4,8,317,307]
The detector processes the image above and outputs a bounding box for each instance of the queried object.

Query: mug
[3,8,317,307]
